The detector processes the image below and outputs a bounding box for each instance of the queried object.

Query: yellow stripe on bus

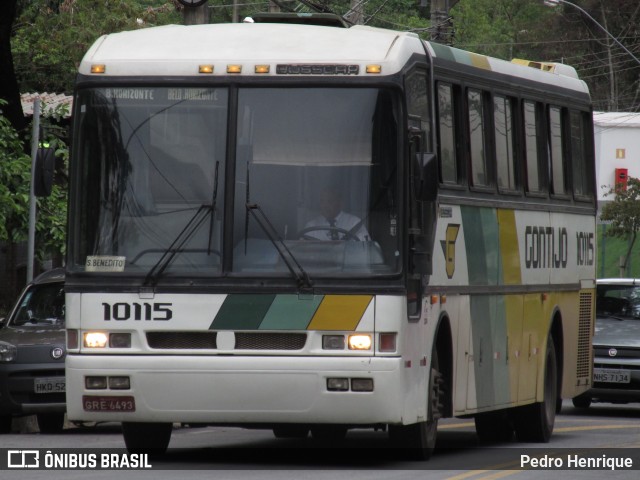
[307,295,372,331]
[497,209,522,285]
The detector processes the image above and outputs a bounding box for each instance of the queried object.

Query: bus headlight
[84,332,108,348]
[348,334,372,350]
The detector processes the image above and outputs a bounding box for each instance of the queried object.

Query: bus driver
[302,186,370,241]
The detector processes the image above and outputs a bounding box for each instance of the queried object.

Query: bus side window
[437,82,459,185]
[467,88,489,188]
[570,110,593,200]
[548,106,568,197]
[494,95,517,192]
[523,100,543,195]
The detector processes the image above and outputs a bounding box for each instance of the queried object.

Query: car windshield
[596,284,640,319]
[10,283,65,327]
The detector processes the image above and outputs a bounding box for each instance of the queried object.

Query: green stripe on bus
[461,206,500,286]
[260,294,323,330]
[210,294,275,330]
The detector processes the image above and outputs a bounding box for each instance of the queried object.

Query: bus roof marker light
[366,65,382,74]
[255,65,270,74]
[90,64,106,74]
[227,65,242,74]
[199,65,214,74]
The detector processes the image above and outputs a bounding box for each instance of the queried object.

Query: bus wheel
[572,395,591,409]
[311,425,347,442]
[122,422,172,454]
[388,348,441,460]
[273,426,310,438]
[0,416,12,434]
[474,410,514,443]
[513,335,557,442]
[37,413,65,433]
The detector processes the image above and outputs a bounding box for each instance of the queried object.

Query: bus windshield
[70,86,401,279]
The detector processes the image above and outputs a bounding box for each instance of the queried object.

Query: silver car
[572,278,640,408]
[0,268,66,432]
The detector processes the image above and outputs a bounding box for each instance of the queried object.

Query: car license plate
[83,395,136,412]
[34,377,66,393]
[593,368,630,384]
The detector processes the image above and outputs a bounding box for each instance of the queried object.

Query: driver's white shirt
[304,211,370,241]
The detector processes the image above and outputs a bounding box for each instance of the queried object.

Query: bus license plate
[34,377,66,393]
[593,368,630,384]
[83,395,136,412]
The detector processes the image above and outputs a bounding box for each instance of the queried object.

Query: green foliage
[0,99,68,263]
[0,103,30,243]
[451,0,555,59]
[597,224,640,278]
[600,177,640,271]
[600,178,640,239]
[13,0,181,93]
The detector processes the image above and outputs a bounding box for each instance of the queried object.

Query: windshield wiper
[144,162,220,287]
[245,203,313,292]
[143,204,213,287]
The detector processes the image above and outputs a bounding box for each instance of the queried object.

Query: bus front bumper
[66,354,412,425]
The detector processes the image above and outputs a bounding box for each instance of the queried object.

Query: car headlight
[0,342,17,362]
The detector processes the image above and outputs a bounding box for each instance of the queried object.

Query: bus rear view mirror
[34,147,56,197]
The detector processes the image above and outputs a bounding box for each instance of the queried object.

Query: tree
[13,1,181,94]
[0,0,25,133]
[599,177,640,276]
[0,100,68,311]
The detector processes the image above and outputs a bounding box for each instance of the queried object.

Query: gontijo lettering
[524,226,568,269]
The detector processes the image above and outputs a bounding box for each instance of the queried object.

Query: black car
[572,278,640,408]
[0,268,66,433]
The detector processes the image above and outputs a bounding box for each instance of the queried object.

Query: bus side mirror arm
[415,152,437,202]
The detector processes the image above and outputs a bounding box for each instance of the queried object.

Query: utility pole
[182,1,209,25]
[430,0,459,45]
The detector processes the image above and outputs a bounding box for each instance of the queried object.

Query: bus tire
[122,422,172,454]
[513,335,557,443]
[273,426,310,439]
[37,413,65,433]
[388,347,441,460]
[310,425,347,442]
[572,395,591,409]
[474,410,514,443]
[0,416,12,434]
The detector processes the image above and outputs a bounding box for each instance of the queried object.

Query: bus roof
[79,23,424,77]
[78,22,588,95]
[426,42,589,95]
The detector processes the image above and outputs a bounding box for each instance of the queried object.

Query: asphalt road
[2,400,639,479]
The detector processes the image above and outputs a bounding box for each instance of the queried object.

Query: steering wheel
[296,226,360,241]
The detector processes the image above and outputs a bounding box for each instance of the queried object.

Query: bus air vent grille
[235,332,307,350]
[146,331,217,349]
[576,291,593,378]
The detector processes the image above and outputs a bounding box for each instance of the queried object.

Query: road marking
[555,424,640,433]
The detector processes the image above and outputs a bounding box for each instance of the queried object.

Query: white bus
[65,15,596,457]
